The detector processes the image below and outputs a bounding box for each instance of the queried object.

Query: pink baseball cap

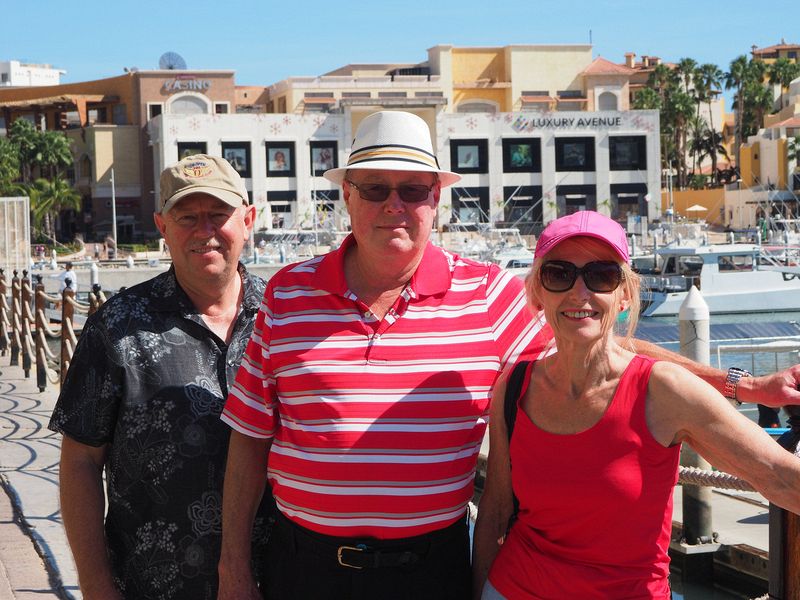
[534,211,629,262]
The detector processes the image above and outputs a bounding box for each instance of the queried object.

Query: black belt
[273,510,467,570]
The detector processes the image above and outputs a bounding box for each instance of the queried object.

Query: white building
[149,107,660,234]
[0,60,65,87]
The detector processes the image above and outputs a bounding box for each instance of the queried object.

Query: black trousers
[260,511,472,600]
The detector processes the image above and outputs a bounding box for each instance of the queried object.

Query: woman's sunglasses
[346,180,434,203]
[539,260,623,293]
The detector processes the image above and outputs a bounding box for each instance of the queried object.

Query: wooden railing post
[89,283,102,316]
[60,283,75,384]
[10,269,21,366]
[0,268,7,356]
[34,275,48,392]
[769,406,800,599]
[20,270,32,377]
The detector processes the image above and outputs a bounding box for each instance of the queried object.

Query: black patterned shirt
[49,265,272,600]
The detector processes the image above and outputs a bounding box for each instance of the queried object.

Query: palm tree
[768,58,800,107]
[668,89,696,189]
[725,55,750,169]
[36,130,73,179]
[744,81,774,137]
[677,58,698,94]
[695,63,724,176]
[28,176,82,241]
[0,136,21,193]
[632,87,661,111]
[8,118,39,184]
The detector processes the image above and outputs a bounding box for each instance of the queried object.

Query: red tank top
[488,355,679,599]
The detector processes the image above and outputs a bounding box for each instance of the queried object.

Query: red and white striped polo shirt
[222,236,554,538]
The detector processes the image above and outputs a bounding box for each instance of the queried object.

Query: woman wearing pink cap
[473,211,800,599]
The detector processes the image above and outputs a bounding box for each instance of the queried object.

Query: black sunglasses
[539,260,623,293]
[346,180,435,204]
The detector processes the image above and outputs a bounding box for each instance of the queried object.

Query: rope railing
[678,466,756,492]
[0,270,107,390]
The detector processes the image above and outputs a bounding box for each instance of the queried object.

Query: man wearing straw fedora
[218,111,800,599]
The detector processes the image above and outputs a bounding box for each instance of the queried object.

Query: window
[502,186,543,230]
[456,101,498,114]
[113,105,127,125]
[177,142,207,160]
[415,91,444,97]
[309,141,338,176]
[221,142,252,178]
[610,183,647,220]
[555,185,596,216]
[215,103,229,114]
[717,254,753,272]
[342,92,371,98]
[170,94,210,115]
[88,107,107,124]
[450,139,488,174]
[609,136,647,170]
[597,92,618,111]
[451,187,490,223]
[148,103,163,119]
[502,138,541,173]
[266,142,296,177]
[555,137,595,171]
[378,92,408,98]
[267,190,297,229]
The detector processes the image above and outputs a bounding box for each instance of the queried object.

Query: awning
[302,97,336,104]
[520,95,555,103]
[0,94,110,109]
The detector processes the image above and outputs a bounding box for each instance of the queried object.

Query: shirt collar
[150,263,261,313]
[316,234,453,298]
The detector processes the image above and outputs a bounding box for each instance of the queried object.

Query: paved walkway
[0,359,775,599]
[0,360,77,599]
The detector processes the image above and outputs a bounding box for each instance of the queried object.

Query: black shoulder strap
[504,360,530,441]
[503,360,529,524]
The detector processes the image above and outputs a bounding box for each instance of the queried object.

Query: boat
[490,245,534,277]
[640,243,800,317]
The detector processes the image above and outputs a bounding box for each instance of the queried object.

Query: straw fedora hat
[323,111,461,187]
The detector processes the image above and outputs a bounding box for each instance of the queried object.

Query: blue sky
[3,0,797,100]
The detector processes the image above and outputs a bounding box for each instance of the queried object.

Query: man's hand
[738,364,800,408]
[218,566,262,600]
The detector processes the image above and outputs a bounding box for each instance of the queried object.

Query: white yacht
[640,244,800,316]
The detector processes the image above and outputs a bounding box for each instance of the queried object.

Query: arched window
[168,93,210,115]
[456,100,498,114]
[598,92,618,111]
[79,155,92,180]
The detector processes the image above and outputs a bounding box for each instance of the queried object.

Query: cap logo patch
[182,161,213,178]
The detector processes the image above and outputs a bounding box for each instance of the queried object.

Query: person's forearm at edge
[218,431,271,600]
[59,437,123,600]
[630,338,800,408]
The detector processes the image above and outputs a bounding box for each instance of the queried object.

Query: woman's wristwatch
[724,367,752,405]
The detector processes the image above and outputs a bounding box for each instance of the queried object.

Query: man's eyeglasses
[539,260,623,293]
[346,180,434,204]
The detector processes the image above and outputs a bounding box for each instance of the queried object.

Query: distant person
[56,261,77,294]
[49,154,273,600]
[473,211,800,599]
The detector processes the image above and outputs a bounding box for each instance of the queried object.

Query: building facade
[0,60,65,87]
[1,43,662,241]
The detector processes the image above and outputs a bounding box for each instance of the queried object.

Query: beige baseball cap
[159,154,249,214]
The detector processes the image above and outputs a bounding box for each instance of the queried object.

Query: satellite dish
[159,51,187,70]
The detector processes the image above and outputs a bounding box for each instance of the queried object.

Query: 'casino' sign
[162,75,211,92]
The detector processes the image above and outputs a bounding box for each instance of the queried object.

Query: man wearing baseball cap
[50,154,273,599]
